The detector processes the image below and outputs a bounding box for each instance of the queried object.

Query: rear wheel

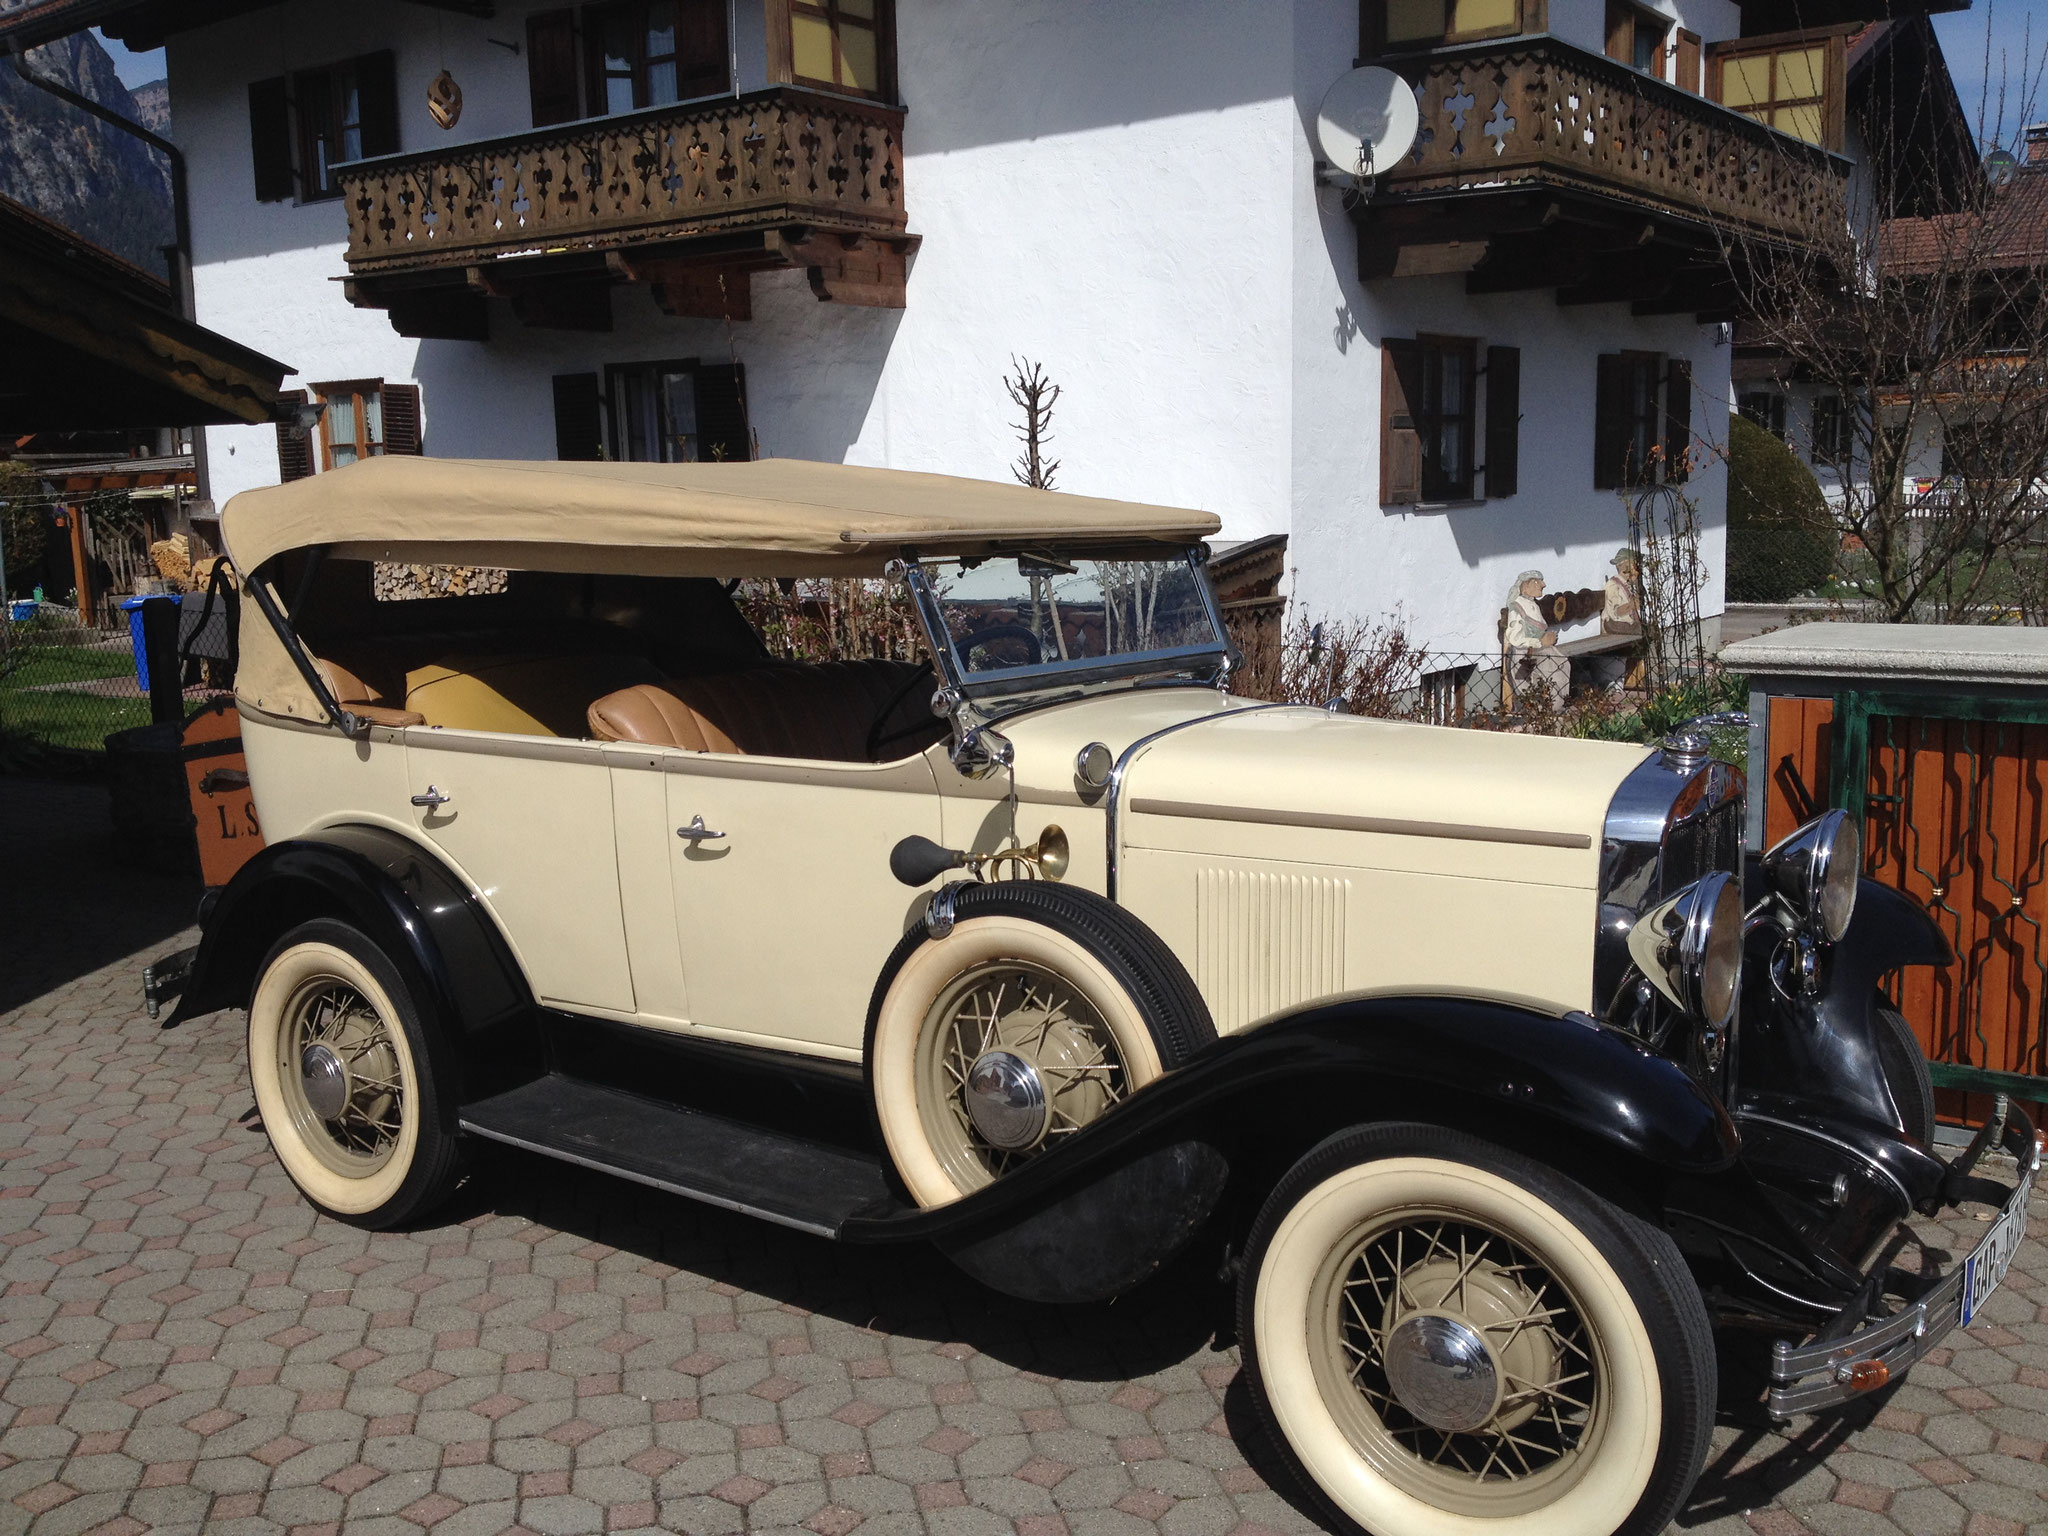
[1237,1123,1714,1536]
[248,918,463,1227]
[1873,996,1937,1146]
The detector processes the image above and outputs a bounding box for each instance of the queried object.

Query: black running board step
[459,1075,905,1238]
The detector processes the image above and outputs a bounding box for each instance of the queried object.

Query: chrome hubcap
[1384,1312,1501,1433]
[964,1049,1049,1150]
[298,1043,350,1121]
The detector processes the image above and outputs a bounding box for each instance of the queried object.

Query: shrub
[1726,415,1835,601]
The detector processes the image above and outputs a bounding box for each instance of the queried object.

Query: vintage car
[157,457,2035,1536]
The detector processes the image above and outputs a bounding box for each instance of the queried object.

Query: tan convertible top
[221,456,1222,577]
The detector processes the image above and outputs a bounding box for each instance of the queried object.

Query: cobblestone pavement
[1,780,2044,1536]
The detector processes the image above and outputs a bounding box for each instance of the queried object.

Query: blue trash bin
[120,594,182,693]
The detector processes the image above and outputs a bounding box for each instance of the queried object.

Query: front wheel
[1237,1124,1714,1536]
[248,918,464,1228]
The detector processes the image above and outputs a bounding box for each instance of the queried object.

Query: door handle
[410,785,453,808]
[676,815,725,842]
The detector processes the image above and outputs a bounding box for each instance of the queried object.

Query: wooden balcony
[336,87,912,336]
[1360,37,1850,316]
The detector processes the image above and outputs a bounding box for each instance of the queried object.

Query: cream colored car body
[243,685,1652,1058]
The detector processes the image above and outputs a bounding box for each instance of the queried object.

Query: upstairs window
[525,3,730,128]
[1812,393,1855,464]
[1739,389,1788,440]
[789,0,892,97]
[1605,0,1671,78]
[549,362,751,463]
[1709,31,1846,150]
[249,52,398,203]
[1374,0,1524,51]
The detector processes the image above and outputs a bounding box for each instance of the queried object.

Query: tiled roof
[1881,168,2048,272]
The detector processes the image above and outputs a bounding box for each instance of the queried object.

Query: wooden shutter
[677,0,732,97]
[382,383,423,455]
[528,9,582,126]
[1604,0,1631,63]
[274,389,314,482]
[695,364,753,462]
[355,51,400,158]
[552,373,604,461]
[1484,345,1520,499]
[1380,340,1423,506]
[1675,29,1701,93]
[1593,353,1627,490]
[248,76,293,201]
[1663,358,1692,484]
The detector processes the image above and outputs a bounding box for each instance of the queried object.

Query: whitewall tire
[248,918,463,1227]
[866,882,1215,1208]
[1237,1123,1714,1536]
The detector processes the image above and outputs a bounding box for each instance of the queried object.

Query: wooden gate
[1757,689,2048,1124]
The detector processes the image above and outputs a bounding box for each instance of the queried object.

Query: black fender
[166,826,543,1101]
[1736,877,1953,1149]
[843,994,1739,1267]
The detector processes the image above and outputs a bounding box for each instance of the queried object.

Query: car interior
[274,554,949,763]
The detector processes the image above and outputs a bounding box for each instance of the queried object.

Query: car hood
[1003,691,1654,890]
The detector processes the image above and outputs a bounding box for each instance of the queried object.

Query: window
[1381,337,1520,505]
[1811,394,1855,464]
[248,52,398,203]
[1605,0,1670,77]
[789,0,892,98]
[608,362,702,462]
[1709,32,1844,150]
[551,363,751,463]
[524,4,729,127]
[276,381,420,481]
[1595,354,1691,489]
[1739,389,1788,440]
[1377,0,1523,49]
[320,382,385,469]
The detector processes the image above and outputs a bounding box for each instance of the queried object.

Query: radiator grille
[1196,869,1349,1033]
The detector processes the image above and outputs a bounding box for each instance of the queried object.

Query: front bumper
[1768,1112,2038,1417]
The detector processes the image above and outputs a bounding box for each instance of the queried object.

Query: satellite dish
[1315,66,1420,185]
[1984,147,2019,187]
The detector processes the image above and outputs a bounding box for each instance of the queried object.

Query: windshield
[917,553,1226,698]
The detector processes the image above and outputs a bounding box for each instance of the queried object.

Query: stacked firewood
[371,562,509,601]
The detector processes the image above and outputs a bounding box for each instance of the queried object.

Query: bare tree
[1005,357,1061,491]
[1712,30,2048,621]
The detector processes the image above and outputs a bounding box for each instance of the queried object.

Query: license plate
[1960,1162,2034,1328]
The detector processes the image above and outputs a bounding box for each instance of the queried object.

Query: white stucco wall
[175,0,1726,654]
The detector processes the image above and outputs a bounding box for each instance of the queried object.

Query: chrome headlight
[1762,809,1860,943]
[1626,870,1743,1028]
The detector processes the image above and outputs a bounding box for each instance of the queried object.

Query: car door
[660,751,943,1056]
[405,730,637,1015]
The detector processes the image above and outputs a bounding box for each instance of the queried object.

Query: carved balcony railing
[338,86,907,277]
[1380,37,1849,245]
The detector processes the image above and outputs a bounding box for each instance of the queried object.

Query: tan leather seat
[588,660,945,762]
[314,657,425,729]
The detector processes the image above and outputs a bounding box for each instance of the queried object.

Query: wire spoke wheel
[276,975,407,1180]
[1307,1207,1606,1516]
[916,958,1131,1194]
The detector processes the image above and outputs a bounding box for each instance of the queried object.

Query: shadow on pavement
[0,776,203,1016]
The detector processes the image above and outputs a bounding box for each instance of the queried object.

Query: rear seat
[588,659,946,762]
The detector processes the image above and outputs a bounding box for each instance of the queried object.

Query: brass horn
[974,824,1069,883]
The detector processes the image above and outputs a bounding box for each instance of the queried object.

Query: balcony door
[526,2,730,128]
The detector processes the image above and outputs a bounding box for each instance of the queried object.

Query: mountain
[128,79,169,137]
[0,18,174,279]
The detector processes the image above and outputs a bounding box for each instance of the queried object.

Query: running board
[458,1075,904,1238]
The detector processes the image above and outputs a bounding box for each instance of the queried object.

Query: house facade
[5,0,1893,655]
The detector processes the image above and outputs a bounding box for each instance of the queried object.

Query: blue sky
[1932,3,2043,147]
[92,28,164,91]
[97,8,2043,145]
